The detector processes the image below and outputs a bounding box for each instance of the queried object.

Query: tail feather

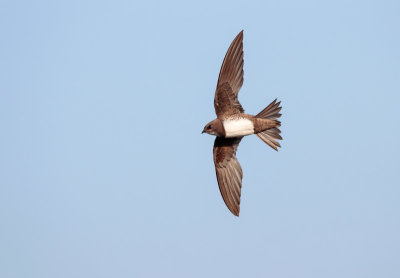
[256,99,282,151]
[257,132,281,151]
[256,99,282,119]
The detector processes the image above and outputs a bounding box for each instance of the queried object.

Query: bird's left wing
[213,136,243,216]
[214,31,244,118]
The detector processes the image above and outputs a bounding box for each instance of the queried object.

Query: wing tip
[228,207,240,217]
[237,30,244,40]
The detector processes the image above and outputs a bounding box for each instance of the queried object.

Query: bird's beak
[201,130,205,134]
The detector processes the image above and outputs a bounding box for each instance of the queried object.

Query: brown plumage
[213,137,243,216]
[202,30,283,216]
[255,99,283,151]
[214,30,244,119]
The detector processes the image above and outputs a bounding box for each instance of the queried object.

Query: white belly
[223,118,254,138]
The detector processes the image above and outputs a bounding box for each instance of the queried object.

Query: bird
[202,30,282,216]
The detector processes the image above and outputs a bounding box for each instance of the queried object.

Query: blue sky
[1,0,399,277]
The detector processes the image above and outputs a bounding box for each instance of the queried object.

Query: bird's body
[202,30,283,216]
[223,116,254,138]
[211,115,280,138]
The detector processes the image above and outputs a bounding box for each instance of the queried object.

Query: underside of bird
[205,30,283,217]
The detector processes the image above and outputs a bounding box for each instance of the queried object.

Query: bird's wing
[214,30,245,118]
[213,136,243,216]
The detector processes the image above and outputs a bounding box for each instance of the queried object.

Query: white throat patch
[223,118,254,138]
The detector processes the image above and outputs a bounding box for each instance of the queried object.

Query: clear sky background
[1,0,399,277]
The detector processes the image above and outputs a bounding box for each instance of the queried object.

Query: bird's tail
[255,99,282,151]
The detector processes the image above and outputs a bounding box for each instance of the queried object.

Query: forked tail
[255,99,282,151]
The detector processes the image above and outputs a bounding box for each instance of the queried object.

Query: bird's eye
[207,125,212,129]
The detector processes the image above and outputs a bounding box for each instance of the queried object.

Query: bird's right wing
[214,31,245,118]
[213,136,243,216]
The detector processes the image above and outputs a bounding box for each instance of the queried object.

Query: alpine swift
[202,30,283,216]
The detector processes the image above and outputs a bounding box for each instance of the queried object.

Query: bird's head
[202,119,224,136]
